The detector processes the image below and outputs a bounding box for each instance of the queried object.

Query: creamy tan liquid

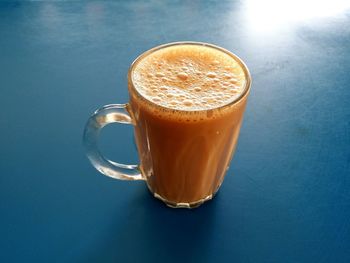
[129,44,249,205]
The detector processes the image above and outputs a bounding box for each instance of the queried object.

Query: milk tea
[128,43,249,207]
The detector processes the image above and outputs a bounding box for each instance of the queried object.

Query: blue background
[1,1,349,262]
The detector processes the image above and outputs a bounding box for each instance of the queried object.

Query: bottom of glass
[153,192,214,208]
[146,181,222,209]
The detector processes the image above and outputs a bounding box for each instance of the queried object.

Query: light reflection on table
[242,0,350,33]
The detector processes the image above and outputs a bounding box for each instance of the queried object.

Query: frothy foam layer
[132,44,246,111]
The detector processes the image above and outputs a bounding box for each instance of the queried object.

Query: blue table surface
[1,1,350,262]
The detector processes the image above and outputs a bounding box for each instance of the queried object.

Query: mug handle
[83,104,144,181]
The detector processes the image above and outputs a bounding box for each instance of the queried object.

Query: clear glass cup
[83,42,251,208]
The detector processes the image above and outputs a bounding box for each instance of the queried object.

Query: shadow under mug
[83,42,251,208]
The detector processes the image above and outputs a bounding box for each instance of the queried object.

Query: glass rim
[127,41,251,113]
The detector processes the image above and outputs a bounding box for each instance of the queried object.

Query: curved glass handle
[83,104,144,181]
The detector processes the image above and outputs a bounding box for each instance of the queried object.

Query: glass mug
[83,42,251,208]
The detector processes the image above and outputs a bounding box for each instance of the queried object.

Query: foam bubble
[206,72,217,78]
[183,100,193,107]
[133,44,246,112]
[177,72,188,80]
[152,97,161,103]
[229,89,239,94]
[223,73,233,79]
[155,72,165,77]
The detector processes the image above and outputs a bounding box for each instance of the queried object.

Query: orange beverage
[128,43,250,206]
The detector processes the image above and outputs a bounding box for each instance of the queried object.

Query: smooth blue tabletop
[1,1,350,262]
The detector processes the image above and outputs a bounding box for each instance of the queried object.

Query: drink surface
[132,44,246,111]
